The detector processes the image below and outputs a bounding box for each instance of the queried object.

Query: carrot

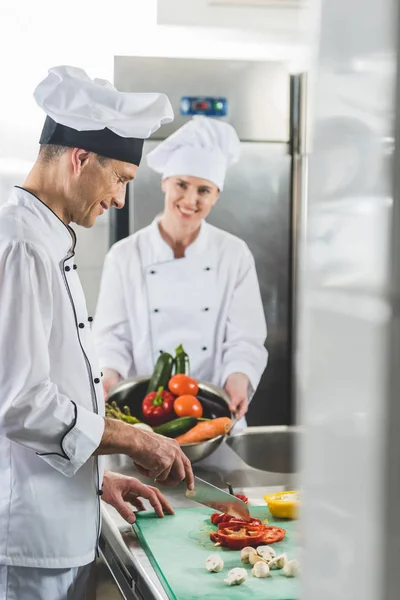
[176,417,232,445]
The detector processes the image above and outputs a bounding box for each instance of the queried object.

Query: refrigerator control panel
[180,96,228,117]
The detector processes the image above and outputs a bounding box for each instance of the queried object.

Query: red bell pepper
[235,494,249,505]
[212,524,266,550]
[210,512,261,527]
[217,517,262,528]
[142,386,175,426]
[227,483,248,505]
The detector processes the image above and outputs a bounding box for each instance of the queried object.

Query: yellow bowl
[263,490,299,519]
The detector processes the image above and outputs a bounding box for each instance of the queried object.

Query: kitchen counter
[100,427,298,600]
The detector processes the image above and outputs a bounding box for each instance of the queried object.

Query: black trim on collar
[15,186,76,250]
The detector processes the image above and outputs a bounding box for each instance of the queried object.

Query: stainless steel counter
[99,426,298,600]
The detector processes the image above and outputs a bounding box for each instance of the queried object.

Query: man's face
[68,151,137,228]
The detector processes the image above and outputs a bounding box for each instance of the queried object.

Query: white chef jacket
[0,187,105,568]
[94,218,267,394]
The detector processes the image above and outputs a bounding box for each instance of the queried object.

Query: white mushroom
[251,561,270,578]
[131,423,153,432]
[241,546,258,564]
[205,554,224,573]
[256,546,276,562]
[249,552,268,566]
[224,568,248,586]
[269,554,287,570]
[283,560,300,578]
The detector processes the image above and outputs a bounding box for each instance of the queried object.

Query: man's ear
[70,148,91,175]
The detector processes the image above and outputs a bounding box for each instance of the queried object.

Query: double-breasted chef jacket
[0,187,105,568]
[94,217,268,396]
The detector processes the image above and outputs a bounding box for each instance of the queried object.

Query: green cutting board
[133,506,300,600]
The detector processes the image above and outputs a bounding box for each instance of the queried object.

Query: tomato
[173,395,203,418]
[168,374,199,396]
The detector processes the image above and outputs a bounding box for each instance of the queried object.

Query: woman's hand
[101,470,174,524]
[224,372,250,421]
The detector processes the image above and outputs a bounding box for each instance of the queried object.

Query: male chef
[0,66,193,600]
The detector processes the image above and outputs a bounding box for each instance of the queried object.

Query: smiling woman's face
[161,175,219,232]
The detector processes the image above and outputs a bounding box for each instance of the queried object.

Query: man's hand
[102,368,121,401]
[224,372,250,421]
[131,429,194,490]
[101,470,174,524]
[95,421,194,491]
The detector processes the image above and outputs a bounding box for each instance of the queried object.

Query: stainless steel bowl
[108,376,232,464]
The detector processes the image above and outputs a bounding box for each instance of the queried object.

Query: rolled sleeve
[221,360,263,396]
[40,405,105,477]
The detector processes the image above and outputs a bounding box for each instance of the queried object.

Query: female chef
[94,116,267,423]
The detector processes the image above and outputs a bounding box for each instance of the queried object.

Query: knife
[185,476,250,521]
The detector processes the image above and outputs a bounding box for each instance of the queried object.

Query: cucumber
[153,417,197,438]
[174,344,190,375]
[147,352,174,393]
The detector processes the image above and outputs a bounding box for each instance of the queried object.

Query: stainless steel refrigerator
[112,56,305,426]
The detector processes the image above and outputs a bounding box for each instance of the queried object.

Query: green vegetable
[122,414,140,425]
[174,344,190,375]
[105,401,140,425]
[147,352,174,393]
[153,417,197,438]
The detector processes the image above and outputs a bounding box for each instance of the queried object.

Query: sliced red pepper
[227,483,249,506]
[142,387,176,426]
[260,526,286,544]
[217,517,262,528]
[210,531,220,543]
[210,513,261,527]
[210,522,287,548]
[213,524,266,550]
[235,494,249,505]
[210,513,224,525]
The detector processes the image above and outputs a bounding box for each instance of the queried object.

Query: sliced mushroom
[240,546,258,564]
[224,567,248,586]
[205,554,224,573]
[249,552,268,566]
[269,554,287,570]
[251,561,271,578]
[256,545,276,562]
[283,559,300,578]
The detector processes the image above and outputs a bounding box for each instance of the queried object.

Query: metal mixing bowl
[108,376,232,463]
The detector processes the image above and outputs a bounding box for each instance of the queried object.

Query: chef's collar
[14,187,76,258]
[149,216,208,261]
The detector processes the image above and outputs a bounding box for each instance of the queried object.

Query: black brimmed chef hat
[34,65,174,166]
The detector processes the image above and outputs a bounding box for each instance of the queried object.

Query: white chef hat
[146,116,240,190]
[34,65,174,166]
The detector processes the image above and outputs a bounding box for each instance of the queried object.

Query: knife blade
[185,476,250,521]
